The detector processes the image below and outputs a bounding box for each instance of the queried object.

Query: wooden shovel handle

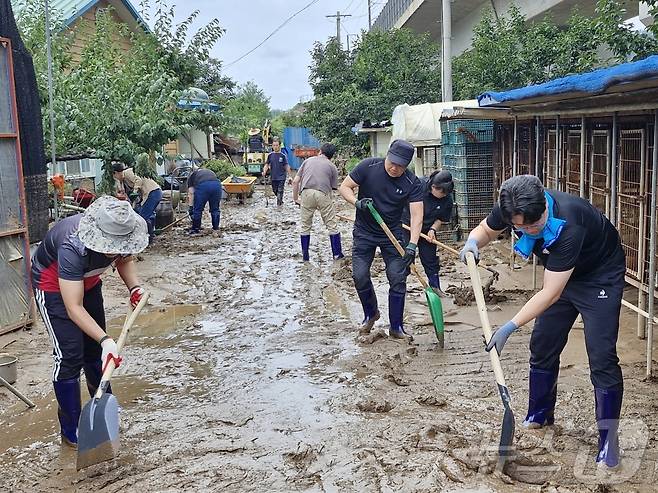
[94,293,150,398]
[364,206,430,290]
[465,254,507,387]
[401,223,499,276]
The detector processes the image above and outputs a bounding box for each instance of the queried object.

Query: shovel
[401,223,500,279]
[76,293,150,470]
[465,252,514,469]
[365,204,445,347]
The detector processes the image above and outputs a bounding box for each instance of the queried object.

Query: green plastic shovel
[366,203,445,347]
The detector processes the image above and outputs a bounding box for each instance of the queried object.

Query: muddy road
[1,186,657,492]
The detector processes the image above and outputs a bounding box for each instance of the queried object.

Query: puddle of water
[107,304,203,339]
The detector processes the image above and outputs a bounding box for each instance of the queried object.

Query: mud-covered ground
[1,186,657,492]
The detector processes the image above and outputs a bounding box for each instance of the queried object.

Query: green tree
[452,0,658,100]
[304,30,442,154]
[221,81,271,142]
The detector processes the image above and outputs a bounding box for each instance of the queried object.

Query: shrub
[203,159,247,181]
[345,157,360,174]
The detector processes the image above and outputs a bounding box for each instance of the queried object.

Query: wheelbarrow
[222,175,258,204]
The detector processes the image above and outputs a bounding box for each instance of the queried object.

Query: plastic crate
[458,213,489,231]
[441,119,494,145]
[442,142,493,157]
[444,165,494,182]
[444,154,493,169]
[453,177,495,194]
[454,190,494,207]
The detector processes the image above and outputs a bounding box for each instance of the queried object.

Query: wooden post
[579,116,586,198]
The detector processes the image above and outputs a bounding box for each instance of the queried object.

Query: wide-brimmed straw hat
[78,195,148,255]
[248,127,261,136]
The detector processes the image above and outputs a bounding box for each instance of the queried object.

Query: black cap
[431,169,454,194]
[387,139,415,167]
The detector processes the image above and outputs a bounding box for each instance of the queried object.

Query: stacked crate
[440,119,495,233]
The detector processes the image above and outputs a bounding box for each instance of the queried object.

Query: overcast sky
[152,1,384,110]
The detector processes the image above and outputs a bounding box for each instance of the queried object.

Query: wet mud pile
[0,186,657,492]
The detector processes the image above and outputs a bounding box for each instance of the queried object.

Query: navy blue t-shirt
[349,158,424,236]
[401,177,453,232]
[266,152,288,181]
[188,168,218,188]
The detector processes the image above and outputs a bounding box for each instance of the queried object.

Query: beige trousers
[300,189,338,235]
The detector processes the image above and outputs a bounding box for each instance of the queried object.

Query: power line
[224,0,321,68]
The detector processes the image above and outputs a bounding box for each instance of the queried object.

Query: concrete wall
[375,0,639,56]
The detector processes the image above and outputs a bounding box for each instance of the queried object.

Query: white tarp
[391,100,479,146]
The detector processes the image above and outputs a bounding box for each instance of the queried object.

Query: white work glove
[100,336,122,373]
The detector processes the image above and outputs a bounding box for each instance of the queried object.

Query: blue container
[282,127,320,170]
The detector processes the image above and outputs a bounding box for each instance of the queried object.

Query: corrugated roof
[478,55,658,107]
[11,0,147,29]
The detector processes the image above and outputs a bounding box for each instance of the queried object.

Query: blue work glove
[355,198,373,211]
[403,242,417,268]
[459,238,480,264]
[485,320,518,355]
[188,206,193,219]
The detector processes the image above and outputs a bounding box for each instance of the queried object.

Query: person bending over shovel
[458,175,626,471]
[339,139,424,339]
[401,169,454,298]
[31,196,149,448]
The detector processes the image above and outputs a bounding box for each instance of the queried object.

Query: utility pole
[45,0,59,221]
[368,0,372,29]
[441,0,453,102]
[326,11,351,48]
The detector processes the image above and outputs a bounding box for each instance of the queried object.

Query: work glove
[459,238,480,265]
[355,197,373,211]
[188,206,194,219]
[485,320,518,356]
[129,286,144,309]
[403,242,417,268]
[100,336,122,373]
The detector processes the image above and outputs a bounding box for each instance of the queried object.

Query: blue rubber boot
[53,377,81,448]
[329,233,344,260]
[301,235,310,261]
[388,291,410,340]
[595,387,623,470]
[357,285,380,334]
[523,368,558,429]
[83,361,112,398]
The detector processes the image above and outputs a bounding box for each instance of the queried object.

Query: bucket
[155,199,175,229]
[0,353,18,384]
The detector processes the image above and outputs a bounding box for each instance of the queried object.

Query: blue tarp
[478,55,658,107]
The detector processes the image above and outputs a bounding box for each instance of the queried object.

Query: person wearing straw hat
[31,195,149,448]
[247,127,264,152]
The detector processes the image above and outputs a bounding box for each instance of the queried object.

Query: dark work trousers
[352,227,408,296]
[192,180,221,230]
[271,179,285,204]
[137,188,163,240]
[402,230,439,278]
[34,282,107,387]
[529,265,625,390]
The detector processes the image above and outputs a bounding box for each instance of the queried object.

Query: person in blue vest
[459,175,626,471]
[263,140,292,206]
[187,166,222,235]
[401,169,454,297]
[339,139,424,339]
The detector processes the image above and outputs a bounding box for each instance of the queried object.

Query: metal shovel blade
[76,392,120,470]
[423,287,445,347]
[497,383,516,463]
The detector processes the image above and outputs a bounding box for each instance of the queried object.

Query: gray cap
[387,139,415,167]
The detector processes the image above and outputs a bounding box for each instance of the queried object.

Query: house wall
[177,129,212,161]
[67,1,135,64]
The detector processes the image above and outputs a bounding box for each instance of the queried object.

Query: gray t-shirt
[298,155,338,194]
